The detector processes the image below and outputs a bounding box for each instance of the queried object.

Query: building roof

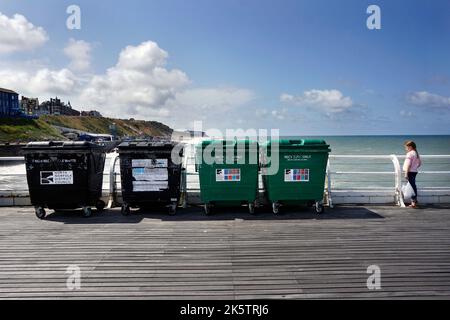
[0,87,18,94]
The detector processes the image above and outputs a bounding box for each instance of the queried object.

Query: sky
[0,0,449,135]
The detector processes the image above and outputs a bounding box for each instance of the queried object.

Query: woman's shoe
[408,202,418,208]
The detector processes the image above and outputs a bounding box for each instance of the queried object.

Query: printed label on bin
[132,159,168,168]
[216,169,241,182]
[132,181,168,192]
[132,168,168,181]
[284,169,309,182]
[284,155,312,162]
[40,171,74,185]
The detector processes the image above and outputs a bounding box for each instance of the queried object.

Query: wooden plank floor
[0,205,450,299]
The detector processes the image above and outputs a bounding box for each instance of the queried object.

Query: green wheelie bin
[261,139,331,214]
[196,139,259,215]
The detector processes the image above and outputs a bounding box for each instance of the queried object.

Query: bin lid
[118,141,176,149]
[23,141,101,150]
[263,139,330,149]
[197,139,259,149]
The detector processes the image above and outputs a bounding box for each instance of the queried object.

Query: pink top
[403,150,422,173]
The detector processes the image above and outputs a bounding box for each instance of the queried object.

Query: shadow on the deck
[44,205,385,224]
[167,205,385,221]
[45,209,146,224]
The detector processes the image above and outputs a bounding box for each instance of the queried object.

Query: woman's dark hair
[405,141,420,158]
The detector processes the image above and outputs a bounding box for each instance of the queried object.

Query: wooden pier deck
[0,205,449,300]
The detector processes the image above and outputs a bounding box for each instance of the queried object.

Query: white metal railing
[107,153,119,209]
[1,154,450,207]
[0,156,119,198]
[326,155,450,208]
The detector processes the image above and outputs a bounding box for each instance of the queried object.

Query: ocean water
[294,135,450,189]
[0,136,449,191]
[293,135,450,156]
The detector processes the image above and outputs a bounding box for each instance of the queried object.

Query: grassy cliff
[0,116,173,143]
[0,118,65,143]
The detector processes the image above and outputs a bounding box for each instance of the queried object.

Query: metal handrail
[107,153,119,209]
[0,157,24,161]
[327,155,450,208]
[1,154,449,208]
[0,155,120,204]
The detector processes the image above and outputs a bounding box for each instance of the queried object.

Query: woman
[403,141,422,208]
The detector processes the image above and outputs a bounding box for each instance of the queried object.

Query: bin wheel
[272,202,280,215]
[168,203,177,216]
[35,207,46,220]
[96,200,106,212]
[121,204,131,216]
[315,201,325,214]
[82,207,93,218]
[249,203,256,215]
[204,204,212,215]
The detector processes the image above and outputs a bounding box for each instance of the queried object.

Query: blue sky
[0,0,449,135]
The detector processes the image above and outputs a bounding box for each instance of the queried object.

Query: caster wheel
[96,200,106,212]
[315,201,325,214]
[82,207,93,218]
[168,203,177,216]
[272,202,280,215]
[204,204,212,215]
[121,204,131,216]
[249,203,256,215]
[35,206,46,220]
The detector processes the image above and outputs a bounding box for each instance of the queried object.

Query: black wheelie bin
[118,141,183,216]
[23,141,107,219]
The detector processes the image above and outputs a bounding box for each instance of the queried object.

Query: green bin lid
[197,139,258,148]
[264,139,327,146]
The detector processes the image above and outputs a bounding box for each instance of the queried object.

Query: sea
[0,135,449,191]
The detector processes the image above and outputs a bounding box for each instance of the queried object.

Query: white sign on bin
[40,171,74,185]
[131,158,169,192]
[132,159,168,168]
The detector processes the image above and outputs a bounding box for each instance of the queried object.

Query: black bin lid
[23,141,101,151]
[118,140,177,149]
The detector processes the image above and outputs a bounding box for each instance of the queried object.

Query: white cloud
[79,41,190,118]
[406,91,450,109]
[271,108,289,120]
[400,110,414,117]
[254,108,290,120]
[79,42,255,124]
[174,87,255,111]
[117,41,168,71]
[64,39,92,72]
[163,87,255,129]
[0,68,77,98]
[281,89,354,113]
[255,108,270,118]
[0,38,255,129]
[0,12,48,54]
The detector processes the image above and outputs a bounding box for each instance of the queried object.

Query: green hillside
[0,118,65,143]
[0,116,173,143]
